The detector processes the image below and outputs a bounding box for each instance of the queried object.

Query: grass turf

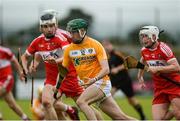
[0,96,153,120]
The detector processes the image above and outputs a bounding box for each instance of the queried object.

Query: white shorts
[93,79,112,97]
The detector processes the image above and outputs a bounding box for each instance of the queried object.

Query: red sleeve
[27,38,38,55]
[160,42,175,61]
[5,48,14,60]
[61,32,72,43]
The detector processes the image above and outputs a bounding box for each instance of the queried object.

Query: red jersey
[26,29,69,85]
[0,46,14,78]
[141,41,180,91]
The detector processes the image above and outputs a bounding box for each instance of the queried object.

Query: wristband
[94,77,98,81]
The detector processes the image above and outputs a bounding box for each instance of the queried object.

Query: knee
[7,103,15,109]
[174,111,180,119]
[42,99,52,108]
[76,98,86,108]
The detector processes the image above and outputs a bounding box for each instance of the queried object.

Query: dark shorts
[110,73,134,97]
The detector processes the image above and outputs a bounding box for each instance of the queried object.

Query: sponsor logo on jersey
[70,48,96,57]
[147,60,167,66]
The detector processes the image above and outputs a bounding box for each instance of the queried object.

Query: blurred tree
[59,8,93,34]
[6,8,93,46]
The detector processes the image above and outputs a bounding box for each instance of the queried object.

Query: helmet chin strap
[73,30,87,44]
[45,34,55,39]
[145,38,156,48]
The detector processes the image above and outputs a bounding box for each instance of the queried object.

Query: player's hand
[78,79,84,86]
[148,66,159,74]
[44,56,57,64]
[0,86,6,96]
[53,87,62,99]
[111,68,119,74]
[138,78,146,90]
[19,71,26,82]
[29,65,37,74]
[81,77,96,88]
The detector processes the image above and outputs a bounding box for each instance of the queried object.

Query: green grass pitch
[0,96,153,120]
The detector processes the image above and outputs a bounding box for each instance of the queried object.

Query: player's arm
[54,48,70,99]
[96,59,110,80]
[137,57,146,89]
[21,52,31,74]
[29,53,42,74]
[94,42,110,80]
[45,45,69,64]
[148,58,180,74]
[11,55,25,81]
[111,51,126,74]
[148,44,180,74]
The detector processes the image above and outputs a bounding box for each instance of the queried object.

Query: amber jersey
[63,36,109,83]
[0,46,14,78]
[141,41,180,90]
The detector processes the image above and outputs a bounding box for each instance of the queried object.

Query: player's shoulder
[159,41,171,49]
[32,34,44,43]
[159,41,173,57]
[0,46,12,55]
[141,47,147,51]
[56,28,71,39]
[56,28,70,36]
[87,37,102,46]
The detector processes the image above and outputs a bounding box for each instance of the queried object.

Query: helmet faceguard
[40,13,57,26]
[139,26,159,48]
[40,13,57,39]
[66,19,88,44]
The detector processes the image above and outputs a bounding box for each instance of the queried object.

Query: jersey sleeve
[5,48,14,60]
[60,39,69,50]
[26,39,38,55]
[62,47,71,68]
[55,34,70,50]
[95,41,108,61]
[114,50,125,60]
[160,42,175,61]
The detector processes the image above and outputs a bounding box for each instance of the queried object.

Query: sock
[134,104,146,120]
[64,105,68,111]
[21,114,28,120]
[66,106,75,114]
[0,112,2,119]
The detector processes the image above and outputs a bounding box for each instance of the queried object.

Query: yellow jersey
[63,36,109,83]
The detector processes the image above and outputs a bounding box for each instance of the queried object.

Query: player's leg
[152,103,173,120]
[71,93,103,120]
[76,84,104,120]
[120,78,146,120]
[111,87,118,96]
[42,84,58,119]
[3,91,29,120]
[152,92,174,120]
[54,84,80,120]
[110,76,119,96]
[91,105,104,120]
[171,97,180,119]
[54,100,79,120]
[54,106,67,120]
[0,112,2,120]
[127,96,146,120]
[99,95,136,120]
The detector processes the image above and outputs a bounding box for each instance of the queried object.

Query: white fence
[16,79,44,99]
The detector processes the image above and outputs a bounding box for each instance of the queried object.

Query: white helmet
[40,10,58,26]
[139,26,159,43]
[42,9,58,17]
